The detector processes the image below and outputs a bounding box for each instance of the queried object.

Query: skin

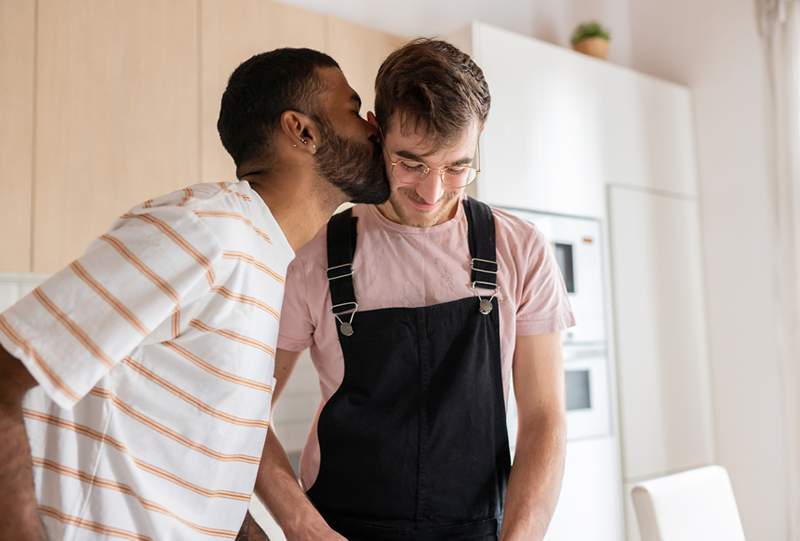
[242,66,385,252]
[0,65,383,540]
[257,115,567,540]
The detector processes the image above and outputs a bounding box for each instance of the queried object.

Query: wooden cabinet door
[200,0,326,183]
[608,185,714,481]
[324,17,405,116]
[0,0,35,272]
[33,0,199,273]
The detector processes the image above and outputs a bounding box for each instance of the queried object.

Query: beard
[313,117,391,205]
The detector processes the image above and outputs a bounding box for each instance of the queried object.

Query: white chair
[631,465,746,541]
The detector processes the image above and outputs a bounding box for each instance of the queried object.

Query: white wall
[277,1,790,538]
[277,0,634,65]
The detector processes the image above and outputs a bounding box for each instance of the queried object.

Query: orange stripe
[161,341,272,392]
[222,251,285,284]
[69,261,150,336]
[34,459,238,538]
[132,458,250,502]
[194,210,271,244]
[178,187,193,207]
[89,387,261,464]
[122,212,215,287]
[123,357,269,428]
[172,309,180,339]
[23,409,250,501]
[0,316,80,402]
[100,234,180,303]
[39,505,152,541]
[189,320,274,357]
[33,288,114,369]
[24,409,127,452]
[217,181,252,201]
[212,286,280,321]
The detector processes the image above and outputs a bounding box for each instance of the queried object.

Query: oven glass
[565,369,591,411]
[554,243,575,293]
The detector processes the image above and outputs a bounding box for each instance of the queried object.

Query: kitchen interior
[1,0,799,540]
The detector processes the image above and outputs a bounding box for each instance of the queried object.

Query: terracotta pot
[573,37,609,60]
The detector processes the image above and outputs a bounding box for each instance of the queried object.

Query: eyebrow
[394,149,474,167]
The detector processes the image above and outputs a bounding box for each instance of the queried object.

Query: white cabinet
[607,186,714,538]
[456,23,697,219]
[546,438,626,541]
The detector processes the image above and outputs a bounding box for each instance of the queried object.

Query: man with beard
[0,48,388,540]
[258,40,575,541]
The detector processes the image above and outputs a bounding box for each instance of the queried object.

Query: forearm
[0,398,46,540]
[254,430,333,540]
[499,412,567,541]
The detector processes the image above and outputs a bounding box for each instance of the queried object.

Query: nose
[415,170,445,205]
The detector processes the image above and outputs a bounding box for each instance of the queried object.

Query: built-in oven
[499,208,611,443]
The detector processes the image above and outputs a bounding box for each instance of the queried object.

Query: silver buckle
[327,263,353,281]
[471,257,498,275]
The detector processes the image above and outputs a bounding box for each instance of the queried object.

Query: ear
[367,111,379,129]
[279,110,318,154]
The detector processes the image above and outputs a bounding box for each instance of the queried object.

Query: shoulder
[490,206,548,257]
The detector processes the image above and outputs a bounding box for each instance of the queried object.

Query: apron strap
[326,208,359,315]
[464,197,498,290]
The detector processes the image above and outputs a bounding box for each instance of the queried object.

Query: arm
[499,332,567,541]
[0,346,47,540]
[253,348,345,541]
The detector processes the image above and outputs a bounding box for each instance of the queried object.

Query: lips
[404,190,440,213]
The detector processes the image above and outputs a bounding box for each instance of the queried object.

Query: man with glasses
[255,39,575,541]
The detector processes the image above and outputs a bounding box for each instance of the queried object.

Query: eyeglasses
[387,143,481,189]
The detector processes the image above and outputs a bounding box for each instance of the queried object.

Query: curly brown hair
[374,38,490,146]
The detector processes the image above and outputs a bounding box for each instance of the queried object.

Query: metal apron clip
[471,257,498,315]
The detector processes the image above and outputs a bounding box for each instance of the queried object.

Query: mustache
[397,187,461,205]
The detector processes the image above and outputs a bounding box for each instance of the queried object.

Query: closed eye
[399,161,426,173]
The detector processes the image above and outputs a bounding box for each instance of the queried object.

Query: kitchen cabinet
[452,23,698,219]
[200,0,327,183]
[325,16,406,115]
[0,0,35,272]
[33,0,199,273]
[608,185,714,540]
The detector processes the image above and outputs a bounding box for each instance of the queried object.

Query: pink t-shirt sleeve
[277,256,315,352]
[515,224,576,336]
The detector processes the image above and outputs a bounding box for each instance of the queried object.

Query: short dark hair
[374,38,490,146]
[217,48,339,169]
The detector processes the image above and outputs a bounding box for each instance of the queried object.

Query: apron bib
[307,198,511,540]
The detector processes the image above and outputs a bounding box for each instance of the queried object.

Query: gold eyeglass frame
[386,142,481,190]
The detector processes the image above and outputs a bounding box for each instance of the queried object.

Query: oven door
[564,345,611,441]
[506,345,611,448]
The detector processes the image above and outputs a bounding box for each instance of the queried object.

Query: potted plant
[571,21,611,60]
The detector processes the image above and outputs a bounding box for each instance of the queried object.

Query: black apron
[306,198,511,541]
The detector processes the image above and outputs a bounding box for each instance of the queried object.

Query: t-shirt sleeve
[516,224,577,336]
[0,205,221,409]
[277,256,315,352]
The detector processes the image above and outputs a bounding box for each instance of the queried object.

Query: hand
[236,511,269,541]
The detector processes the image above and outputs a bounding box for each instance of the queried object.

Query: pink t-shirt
[277,200,575,490]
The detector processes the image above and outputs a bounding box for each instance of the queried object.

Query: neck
[244,165,343,251]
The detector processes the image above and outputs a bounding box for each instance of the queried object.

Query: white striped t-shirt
[0,180,292,540]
